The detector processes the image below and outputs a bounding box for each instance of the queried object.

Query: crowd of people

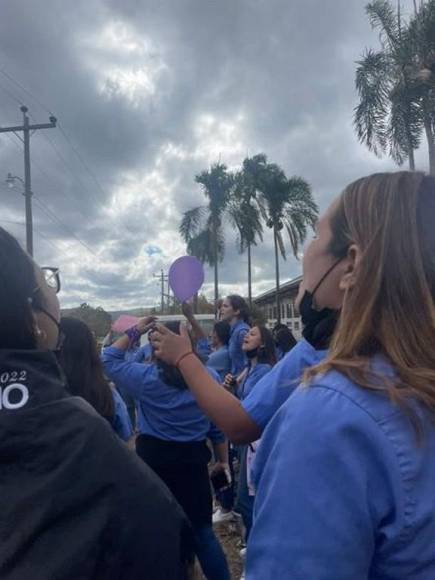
[1,170,435,579]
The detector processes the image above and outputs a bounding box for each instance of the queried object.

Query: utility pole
[0,106,57,256]
[154,270,168,314]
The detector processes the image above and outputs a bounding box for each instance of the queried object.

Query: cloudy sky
[0,0,425,310]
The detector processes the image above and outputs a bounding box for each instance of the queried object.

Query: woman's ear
[338,244,362,292]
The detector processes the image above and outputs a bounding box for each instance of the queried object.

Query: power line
[33,195,98,257]
[0,68,51,114]
[0,80,24,107]
[0,67,109,205]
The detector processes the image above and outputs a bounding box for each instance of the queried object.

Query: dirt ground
[216,519,244,580]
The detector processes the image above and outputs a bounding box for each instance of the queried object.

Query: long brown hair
[306,172,435,420]
[59,317,115,420]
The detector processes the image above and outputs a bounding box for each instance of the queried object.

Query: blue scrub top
[110,387,133,441]
[229,320,250,376]
[241,339,327,431]
[102,346,225,444]
[247,357,435,579]
[207,346,231,382]
[237,363,272,401]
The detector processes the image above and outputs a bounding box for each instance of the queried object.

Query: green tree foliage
[61,303,112,339]
[355,0,435,173]
[180,163,234,303]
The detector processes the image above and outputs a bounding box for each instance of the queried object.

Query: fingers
[179,322,189,338]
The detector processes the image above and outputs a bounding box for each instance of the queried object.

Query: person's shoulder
[306,358,403,426]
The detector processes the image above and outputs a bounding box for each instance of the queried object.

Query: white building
[253,275,303,339]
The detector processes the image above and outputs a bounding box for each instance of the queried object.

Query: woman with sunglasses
[153,172,435,579]
[0,227,191,579]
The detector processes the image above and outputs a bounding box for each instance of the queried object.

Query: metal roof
[253,275,303,303]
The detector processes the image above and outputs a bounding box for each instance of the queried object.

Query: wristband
[125,325,142,345]
[175,351,195,369]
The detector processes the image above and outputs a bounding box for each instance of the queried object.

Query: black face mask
[300,259,342,350]
[246,347,259,360]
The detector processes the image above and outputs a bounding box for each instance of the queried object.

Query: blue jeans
[194,525,230,580]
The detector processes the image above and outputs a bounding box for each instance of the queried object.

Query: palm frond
[366,0,400,50]
[179,206,207,242]
[354,49,391,155]
[276,230,286,260]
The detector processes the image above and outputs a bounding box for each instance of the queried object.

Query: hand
[181,302,194,320]
[151,322,192,365]
[210,462,232,485]
[136,316,157,335]
[223,373,236,390]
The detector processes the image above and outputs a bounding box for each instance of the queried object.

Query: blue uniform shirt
[110,387,133,441]
[207,346,231,382]
[237,363,272,401]
[131,342,153,362]
[102,346,225,444]
[247,357,435,579]
[242,339,327,430]
[229,320,250,376]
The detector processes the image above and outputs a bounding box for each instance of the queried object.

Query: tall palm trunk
[273,227,281,324]
[424,117,435,176]
[247,242,252,307]
[408,146,416,171]
[213,221,219,304]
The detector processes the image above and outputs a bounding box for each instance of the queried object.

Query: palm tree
[228,163,264,306]
[354,0,423,170]
[258,161,318,324]
[407,0,435,174]
[180,163,234,303]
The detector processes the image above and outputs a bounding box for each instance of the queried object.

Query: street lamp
[5,173,33,256]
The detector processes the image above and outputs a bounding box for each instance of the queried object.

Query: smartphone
[211,469,231,493]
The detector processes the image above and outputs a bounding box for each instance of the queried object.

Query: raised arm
[152,324,261,443]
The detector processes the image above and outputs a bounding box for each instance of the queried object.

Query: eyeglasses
[41,267,61,294]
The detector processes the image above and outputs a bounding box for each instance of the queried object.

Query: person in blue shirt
[152,171,435,578]
[245,171,435,578]
[59,317,133,441]
[224,325,275,544]
[207,321,231,381]
[221,295,251,376]
[102,320,230,580]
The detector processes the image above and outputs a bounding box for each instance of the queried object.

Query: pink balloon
[169,256,204,302]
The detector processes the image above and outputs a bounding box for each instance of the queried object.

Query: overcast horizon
[0,0,426,311]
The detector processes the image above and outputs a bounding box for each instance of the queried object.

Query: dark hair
[156,321,196,390]
[58,317,114,420]
[255,324,277,366]
[213,321,231,346]
[273,323,297,354]
[226,294,250,323]
[0,228,42,349]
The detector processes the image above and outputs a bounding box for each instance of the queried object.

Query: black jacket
[0,349,191,579]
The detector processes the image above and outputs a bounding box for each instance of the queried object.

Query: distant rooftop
[254,275,302,303]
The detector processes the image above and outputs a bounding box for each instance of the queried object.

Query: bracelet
[175,351,195,369]
[125,325,142,345]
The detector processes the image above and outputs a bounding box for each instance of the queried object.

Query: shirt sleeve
[241,360,299,429]
[247,384,401,580]
[207,422,226,444]
[111,388,133,441]
[102,346,156,400]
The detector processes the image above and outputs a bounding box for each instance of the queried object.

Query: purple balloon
[169,256,205,302]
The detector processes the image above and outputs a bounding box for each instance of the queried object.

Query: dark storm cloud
[0,0,417,309]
